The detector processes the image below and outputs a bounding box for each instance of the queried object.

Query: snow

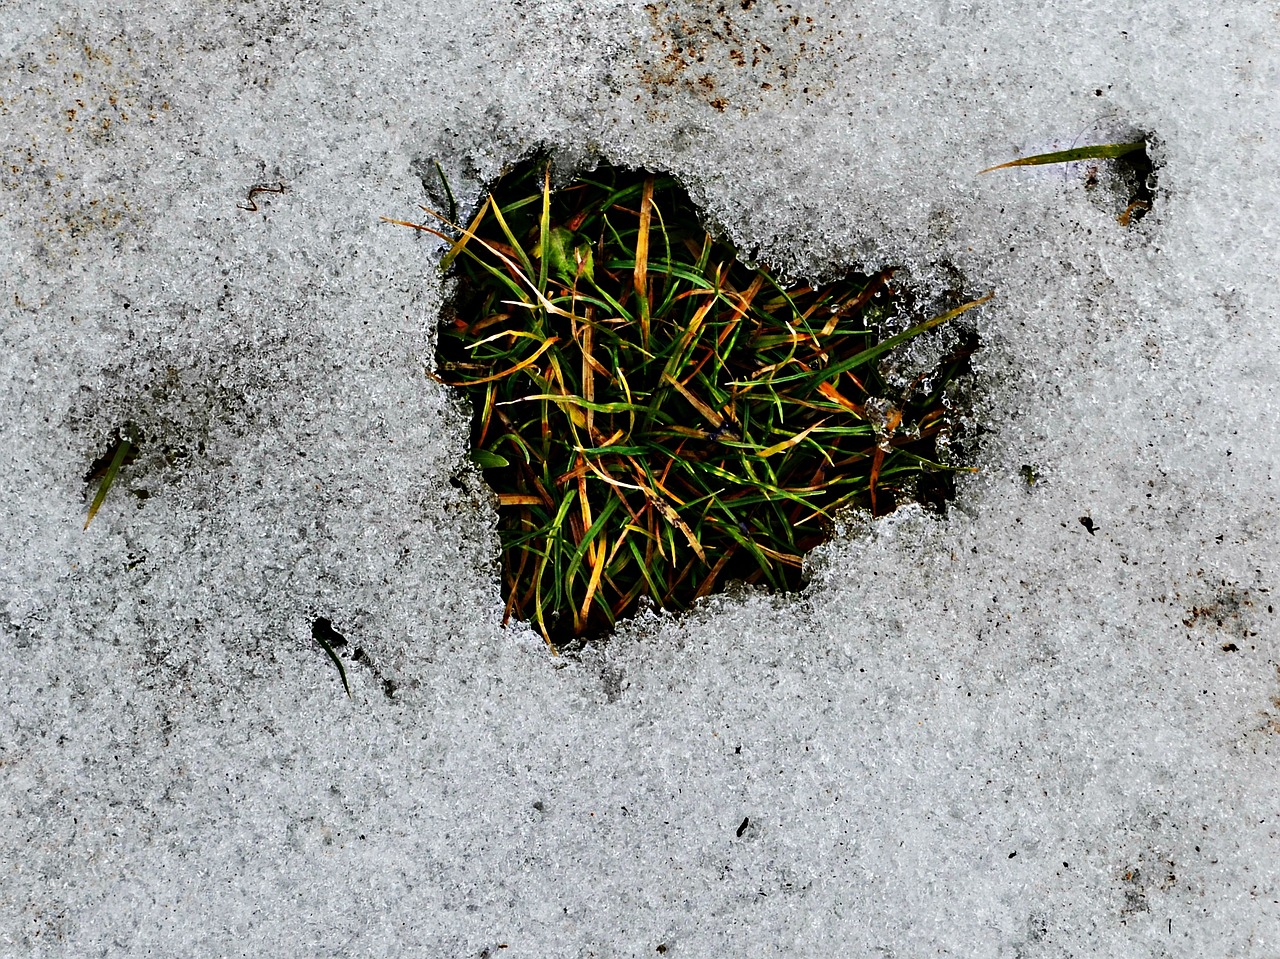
[2,0,1278,955]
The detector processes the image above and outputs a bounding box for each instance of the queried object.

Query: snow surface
[2,0,1278,955]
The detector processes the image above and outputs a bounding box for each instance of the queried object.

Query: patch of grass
[389,159,989,648]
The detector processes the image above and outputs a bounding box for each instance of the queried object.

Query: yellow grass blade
[439,337,558,386]
[634,174,654,345]
[662,373,724,429]
[757,418,829,458]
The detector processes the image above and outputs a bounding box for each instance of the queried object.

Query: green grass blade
[536,165,552,294]
[788,292,992,390]
[433,160,457,223]
[564,494,621,584]
[979,140,1146,173]
[487,191,537,282]
[312,630,351,697]
[84,437,132,530]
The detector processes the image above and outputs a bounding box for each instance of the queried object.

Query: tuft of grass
[389,160,989,648]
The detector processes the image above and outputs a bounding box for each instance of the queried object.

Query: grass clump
[390,159,989,648]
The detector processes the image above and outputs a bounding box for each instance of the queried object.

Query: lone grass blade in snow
[979,136,1156,225]
[979,140,1146,174]
[84,430,137,530]
[397,159,988,647]
[311,617,352,697]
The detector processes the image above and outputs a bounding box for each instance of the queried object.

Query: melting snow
[1,1,1277,955]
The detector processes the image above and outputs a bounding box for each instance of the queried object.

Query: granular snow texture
[1,1,1277,956]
